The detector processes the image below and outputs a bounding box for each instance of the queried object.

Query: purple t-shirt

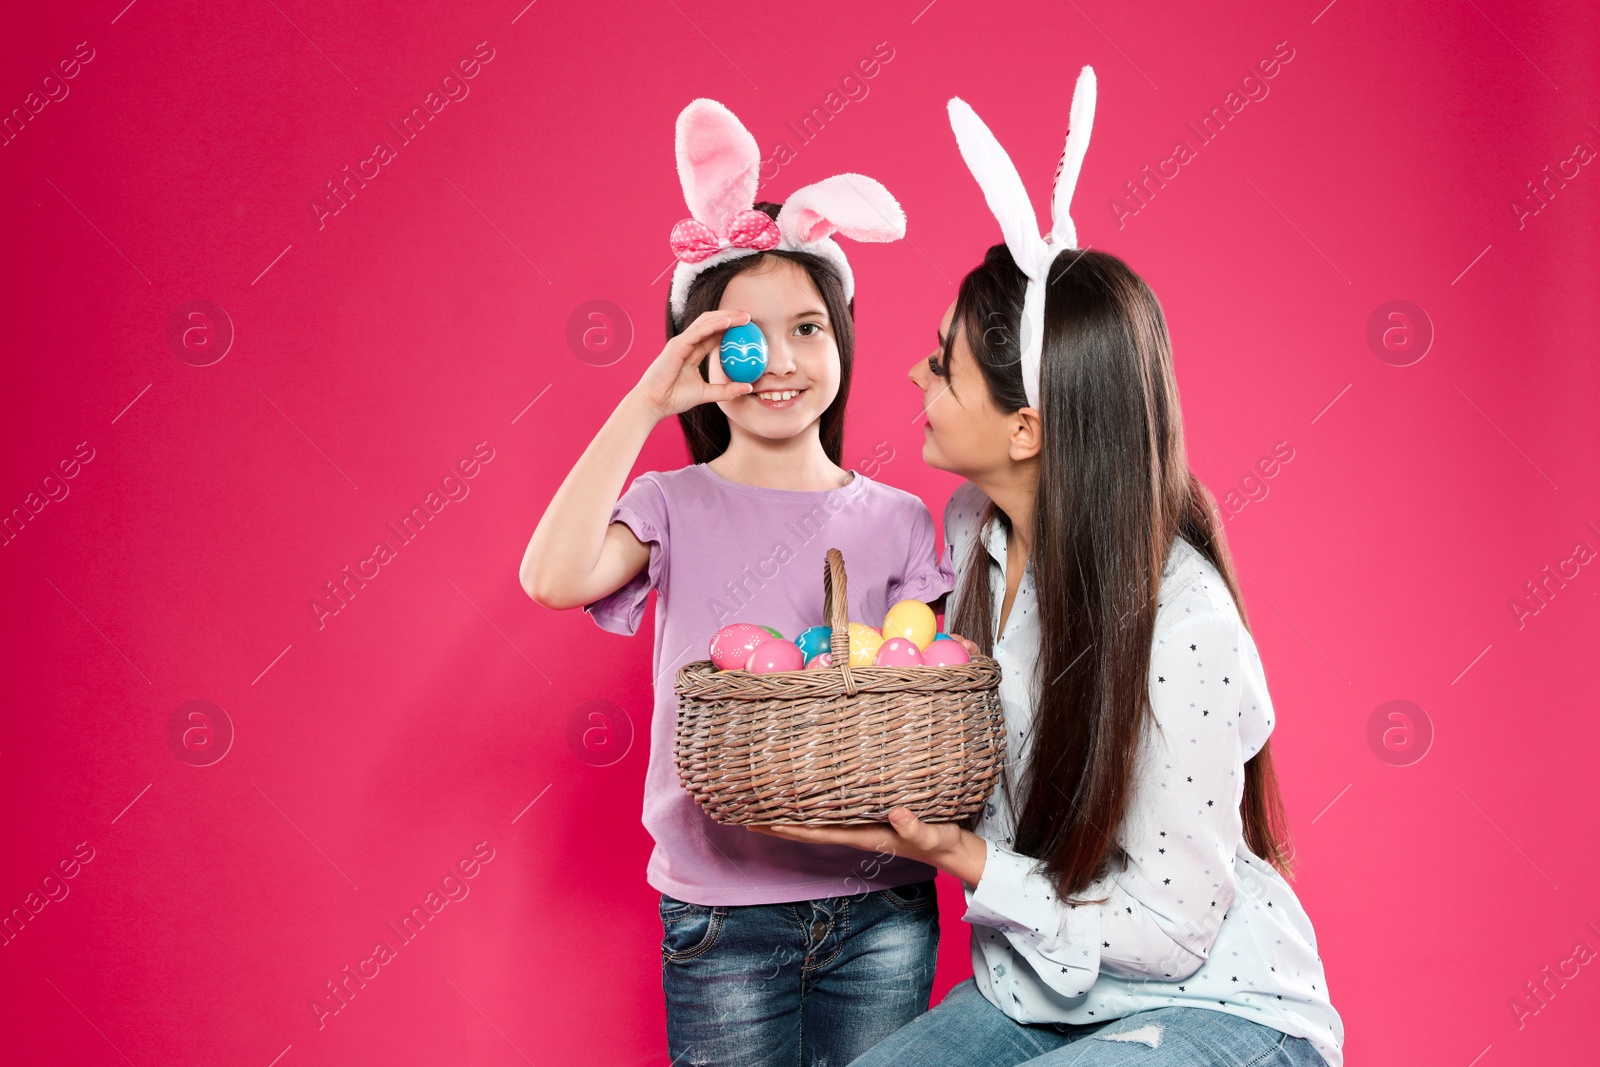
[584,462,957,906]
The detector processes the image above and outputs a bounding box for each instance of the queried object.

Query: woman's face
[909,299,1023,480]
[708,257,841,442]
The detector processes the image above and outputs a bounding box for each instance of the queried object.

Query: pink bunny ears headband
[947,65,1097,412]
[668,99,907,326]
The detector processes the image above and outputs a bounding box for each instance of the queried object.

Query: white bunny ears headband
[668,99,906,326]
[947,65,1097,412]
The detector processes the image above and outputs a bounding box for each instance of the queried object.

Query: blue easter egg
[795,624,833,662]
[932,632,953,642]
[719,322,768,383]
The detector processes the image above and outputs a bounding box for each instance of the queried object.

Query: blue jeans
[661,880,939,1067]
[847,979,1327,1067]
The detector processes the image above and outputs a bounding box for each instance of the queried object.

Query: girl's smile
[750,388,807,409]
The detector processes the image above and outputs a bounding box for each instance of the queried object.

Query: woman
[752,71,1344,1065]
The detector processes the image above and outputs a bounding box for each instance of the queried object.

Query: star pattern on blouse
[942,494,1332,1061]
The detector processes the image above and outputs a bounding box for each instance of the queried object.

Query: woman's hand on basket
[750,632,990,884]
[946,632,981,657]
[748,808,988,887]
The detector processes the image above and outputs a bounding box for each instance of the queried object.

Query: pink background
[3,0,1596,1064]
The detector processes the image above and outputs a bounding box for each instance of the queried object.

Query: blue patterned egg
[795,625,833,662]
[719,322,768,383]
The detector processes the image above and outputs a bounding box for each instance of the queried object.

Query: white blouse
[941,481,1345,1067]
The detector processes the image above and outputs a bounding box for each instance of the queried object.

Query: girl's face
[908,300,1022,480]
[708,257,841,442]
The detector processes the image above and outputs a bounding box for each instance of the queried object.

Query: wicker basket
[673,547,1006,826]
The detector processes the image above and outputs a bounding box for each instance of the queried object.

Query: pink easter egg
[710,622,772,671]
[804,652,835,670]
[921,638,972,666]
[873,637,926,667]
[748,639,805,674]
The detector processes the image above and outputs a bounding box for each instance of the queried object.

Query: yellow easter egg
[882,599,938,650]
[847,622,885,667]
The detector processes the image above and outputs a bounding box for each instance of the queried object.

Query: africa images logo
[310,42,497,230]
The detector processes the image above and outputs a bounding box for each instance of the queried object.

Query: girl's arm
[519,310,753,609]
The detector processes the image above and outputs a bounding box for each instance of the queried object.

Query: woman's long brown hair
[943,244,1295,903]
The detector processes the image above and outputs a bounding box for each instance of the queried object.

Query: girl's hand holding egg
[631,310,758,420]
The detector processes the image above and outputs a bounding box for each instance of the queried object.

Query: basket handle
[822,548,859,697]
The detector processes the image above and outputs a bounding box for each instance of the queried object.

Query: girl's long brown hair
[668,202,855,466]
[943,244,1295,903]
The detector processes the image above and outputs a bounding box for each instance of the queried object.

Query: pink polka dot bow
[669,210,781,264]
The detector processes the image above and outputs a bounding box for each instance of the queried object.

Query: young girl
[519,99,956,1067]
[758,70,1345,1066]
